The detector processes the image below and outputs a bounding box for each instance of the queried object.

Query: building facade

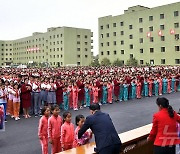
[0,27,93,67]
[99,2,180,65]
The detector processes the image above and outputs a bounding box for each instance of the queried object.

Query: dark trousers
[154,145,175,154]
[98,144,121,154]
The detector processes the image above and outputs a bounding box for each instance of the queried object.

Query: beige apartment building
[99,2,180,65]
[0,27,93,67]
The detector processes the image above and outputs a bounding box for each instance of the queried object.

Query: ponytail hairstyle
[156,97,174,118]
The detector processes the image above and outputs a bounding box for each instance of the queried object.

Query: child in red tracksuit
[48,105,63,154]
[61,111,74,151]
[38,106,50,154]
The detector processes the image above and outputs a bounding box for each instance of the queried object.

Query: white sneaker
[11,116,14,118]
[15,117,18,121]
[17,117,20,120]
[74,108,78,111]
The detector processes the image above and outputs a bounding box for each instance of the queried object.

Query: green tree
[113,59,124,66]
[90,59,100,67]
[101,58,111,66]
[126,58,138,66]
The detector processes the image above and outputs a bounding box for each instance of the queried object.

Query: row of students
[1,75,180,120]
[38,105,92,154]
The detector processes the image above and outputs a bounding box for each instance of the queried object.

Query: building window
[106,33,110,37]
[150,48,154,53]
[61,55,63,58]
[113,41,116,45]
[175,46,180,51]
[139,18,143,23]
[107,42,110,46]
[129,25,133,29]
[85,42,88,45]
[85,35,88,38]
[140,48,143,53]
[101,34,104,38]
[113,32,116,36]
[114,50,117,55]
[149,16,153,21]
[77,48,80,51]
[120,31,124,35]
[175,59,180,64]
[139,38,143,43]
[107,51,110,55]
[140,60,144,65]
[130,54,133,59]
[113,23,116,27]
[85,48,88,51]
[85,55,88,58]
[101,51,104,55]
[100,26,103,30]
[161,47,166,52]
[129,35,133,39]
[150,60,154,65]
[77,41,80,44]
[149,26,153,31]
[121,50,124,54]
[160,13,164,19]
[139,28,143,33]
[175,34,179,40]
[150,37,154,42]
[121,40,124,45]
[77,35,80,38]
[161,59,165,64]
[77,55,80,58]
[160,25,165,30]
[174,11,179,17]
[161,36,165,41]
[106,24,109,29]
[57,48,59,51]
[130,44,133,49]
[77,62,80,65]
[57,34,59,38]
[101,43,103,47]
[120,22,124,26]
[174,22,179,28]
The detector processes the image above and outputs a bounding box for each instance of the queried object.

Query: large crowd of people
[0,66,180,154]
[0,66,179,122]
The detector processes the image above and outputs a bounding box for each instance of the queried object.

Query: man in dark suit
[78,104,121,154]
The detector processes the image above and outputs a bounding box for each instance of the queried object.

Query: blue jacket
[78,111,121,152]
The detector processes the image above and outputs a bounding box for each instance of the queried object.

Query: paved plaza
[0,92,180,154]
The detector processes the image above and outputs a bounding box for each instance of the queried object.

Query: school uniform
[61,122,74,151]
[123,84,128,101]
[92,86,99,104]
[32,82,41,115]
[63,90,69,111]
[40,82,48,105]
[72,86,79,110]
[0,89,7,121]
[107,83,113,103]
[12,89,20,118]
[48,115,62,154]
[38,115,49,154]
[85,87,90,107]
[154,80,159,96]
[47,83,57,104]
[102,85,107,104]
[131,82,136,99]
[119,83,124,101]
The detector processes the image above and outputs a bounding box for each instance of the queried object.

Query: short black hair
[75,114,85,126]
[51,104,59,111]
[41,106,49,115]
[89,104,100,111]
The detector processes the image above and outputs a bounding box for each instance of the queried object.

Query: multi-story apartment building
[0,26,93,67]
[99,2,180,65]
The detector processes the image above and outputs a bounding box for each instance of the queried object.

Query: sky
[0,0,179,55]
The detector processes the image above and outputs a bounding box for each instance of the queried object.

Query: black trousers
[98,144,121,154]
[154,145,175,154]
